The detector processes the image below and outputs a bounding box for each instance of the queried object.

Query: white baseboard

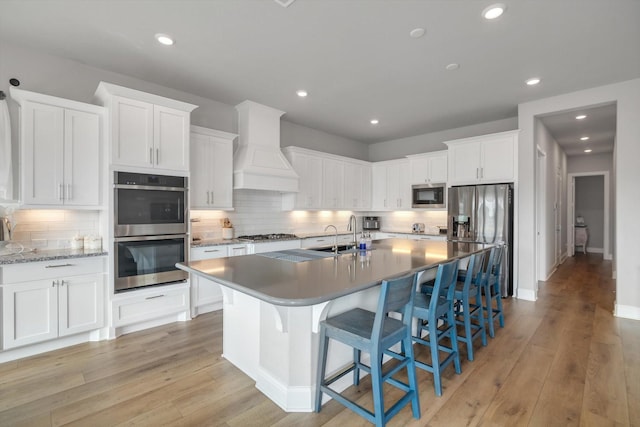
[516,287,536,301]
[615,304,640,320]
[256,368,315,413]
[586,247,604,254]
[604,253,613,260]
[0,331,99,364]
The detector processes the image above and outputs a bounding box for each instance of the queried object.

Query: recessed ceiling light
[370,119,379,125]
[155,33,174,46]
[482,4,506,20]
[296,90,308,97]
[584,149,592,153]
[576,115,587,120]
[409,28,426,38]
[446,63,460,71]
[526,78,541,86]
[580,136,589,141]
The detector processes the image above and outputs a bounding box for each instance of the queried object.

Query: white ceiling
[1,0,639,148]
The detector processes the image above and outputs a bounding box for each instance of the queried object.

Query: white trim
[615,304,640,320]
[535,146,547,283]
[516,287,536,301]
[586,247,603,254]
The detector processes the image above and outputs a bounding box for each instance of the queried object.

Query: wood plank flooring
[1,253,638,426]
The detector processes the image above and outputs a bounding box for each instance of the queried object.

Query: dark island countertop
[177,238,489,307]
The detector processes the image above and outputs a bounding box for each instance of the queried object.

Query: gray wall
[368,117,518,161]
[0,40,368,191]
[575,175,605,250]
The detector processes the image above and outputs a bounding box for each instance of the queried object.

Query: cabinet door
[154,105,189,172]
[409,157,430,184]
[2,280,58,349]
[209,136,233,208]
[58,273,104,337]
[296,154,323,209]
[228,245,248,256]
[480,135,515,182]
[343,162,363,210]
[112,96,154,168]
[21,102,65,205]
[448,142,481,185]
[360,164,372,210]
[191,246,229,261]
[398,161,411,209]
[64,109,101,206]
[322,158,344,209]
[371,163,388,210]
[190,132,211,208]
[428,152,448,183]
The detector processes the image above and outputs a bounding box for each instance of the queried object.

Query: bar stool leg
[314,325,329,412]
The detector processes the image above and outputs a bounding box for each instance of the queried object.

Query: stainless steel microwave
[411,183,446,208]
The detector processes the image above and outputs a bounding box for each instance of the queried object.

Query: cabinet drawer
[0,257,106,284]
[300,237,333,248]
[191,246,228,261]
[112,284,189,327]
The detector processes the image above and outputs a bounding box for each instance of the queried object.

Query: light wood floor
[1,253,638,426]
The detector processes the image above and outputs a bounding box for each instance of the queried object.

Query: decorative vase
[222,227,234,240]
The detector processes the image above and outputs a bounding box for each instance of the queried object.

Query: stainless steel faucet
[347,214,357,248]
[324,224,338,254]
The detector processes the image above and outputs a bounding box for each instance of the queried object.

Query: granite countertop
[178,238,490,307]
[191,232,353,247]
[380,230,446,237]
[0,247,108,265]
[191,238,246,247]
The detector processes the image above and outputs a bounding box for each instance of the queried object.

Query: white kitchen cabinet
[1,258,106,350]
[190,126,236,209]
[11,88,103,207]
[407,234,447,242]
[94,82,197,174]
[282,148,323,210]
[190,245,229,316]
[445,130,518,185]
[322,158,345,209]
[371,159,411,210]
[250,240,301,254]
[344,161,372,210]
[227,244,248,256]
[111,282,189,328]
[408,151,448,184]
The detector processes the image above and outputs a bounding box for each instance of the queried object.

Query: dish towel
[0,98,12,200]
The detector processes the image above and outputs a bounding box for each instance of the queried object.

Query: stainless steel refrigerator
[447,184,513,296]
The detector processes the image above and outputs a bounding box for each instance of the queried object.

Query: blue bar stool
[453,250,488,361]
[483,245,506,338]
[314,273,421,426]
[412,259,461,396]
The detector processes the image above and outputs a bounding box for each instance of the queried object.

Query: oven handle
[114,234,188,242]
[114,184,187,192]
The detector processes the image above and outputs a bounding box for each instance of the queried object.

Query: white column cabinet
[408,151,448,184]
[94,82,197,174]
[322,158,345,209]
[190,126,236,209]
[445,130,518,185]
[12,88,103,207]
[344,161,372,210]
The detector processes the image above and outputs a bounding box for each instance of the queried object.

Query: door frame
[567,171,610,259]
[535,145,547,283]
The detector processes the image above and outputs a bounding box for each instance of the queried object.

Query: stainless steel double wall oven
[114,172,188,292]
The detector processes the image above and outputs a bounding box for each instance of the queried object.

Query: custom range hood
[233,100,299,192]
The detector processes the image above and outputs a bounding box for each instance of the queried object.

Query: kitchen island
[177,238,488,412]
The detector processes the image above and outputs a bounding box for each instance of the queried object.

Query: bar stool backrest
[372,273,416,344]
[428,259,459,312]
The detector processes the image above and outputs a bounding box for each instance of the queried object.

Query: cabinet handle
[317,239,326,242]
[204,249,220,253]
[210,190,214,204]
[46,263,73,268]
[146,294,165,300]
[231,247,244,250]
[58,183,64,200]
[156,148,160,165]
[206,191,210,204]
[480,167,484,178]
[149,147,153,165]
[52,280,57,287]
[66,184,72,200]
[60,280,65,287]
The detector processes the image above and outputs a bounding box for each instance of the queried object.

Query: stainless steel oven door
[114,184,187,237]
[114,234,188,292]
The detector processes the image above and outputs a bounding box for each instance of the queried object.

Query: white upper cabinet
[94,82,197,174]
[445,130,518,185]
[408,150,448,184]
[11,88,103,207]
[282,147,371,211]
[190,126,236,210]
[371,159,411,210]
[282,148,323,210]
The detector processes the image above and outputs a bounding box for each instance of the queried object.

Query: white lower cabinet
[112,283,190,328]
[250,240,301,254]
[1,258,106,350]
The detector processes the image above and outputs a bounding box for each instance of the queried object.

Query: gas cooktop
[237,233,299,241]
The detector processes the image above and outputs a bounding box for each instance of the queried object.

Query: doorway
[567,172,610,259]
